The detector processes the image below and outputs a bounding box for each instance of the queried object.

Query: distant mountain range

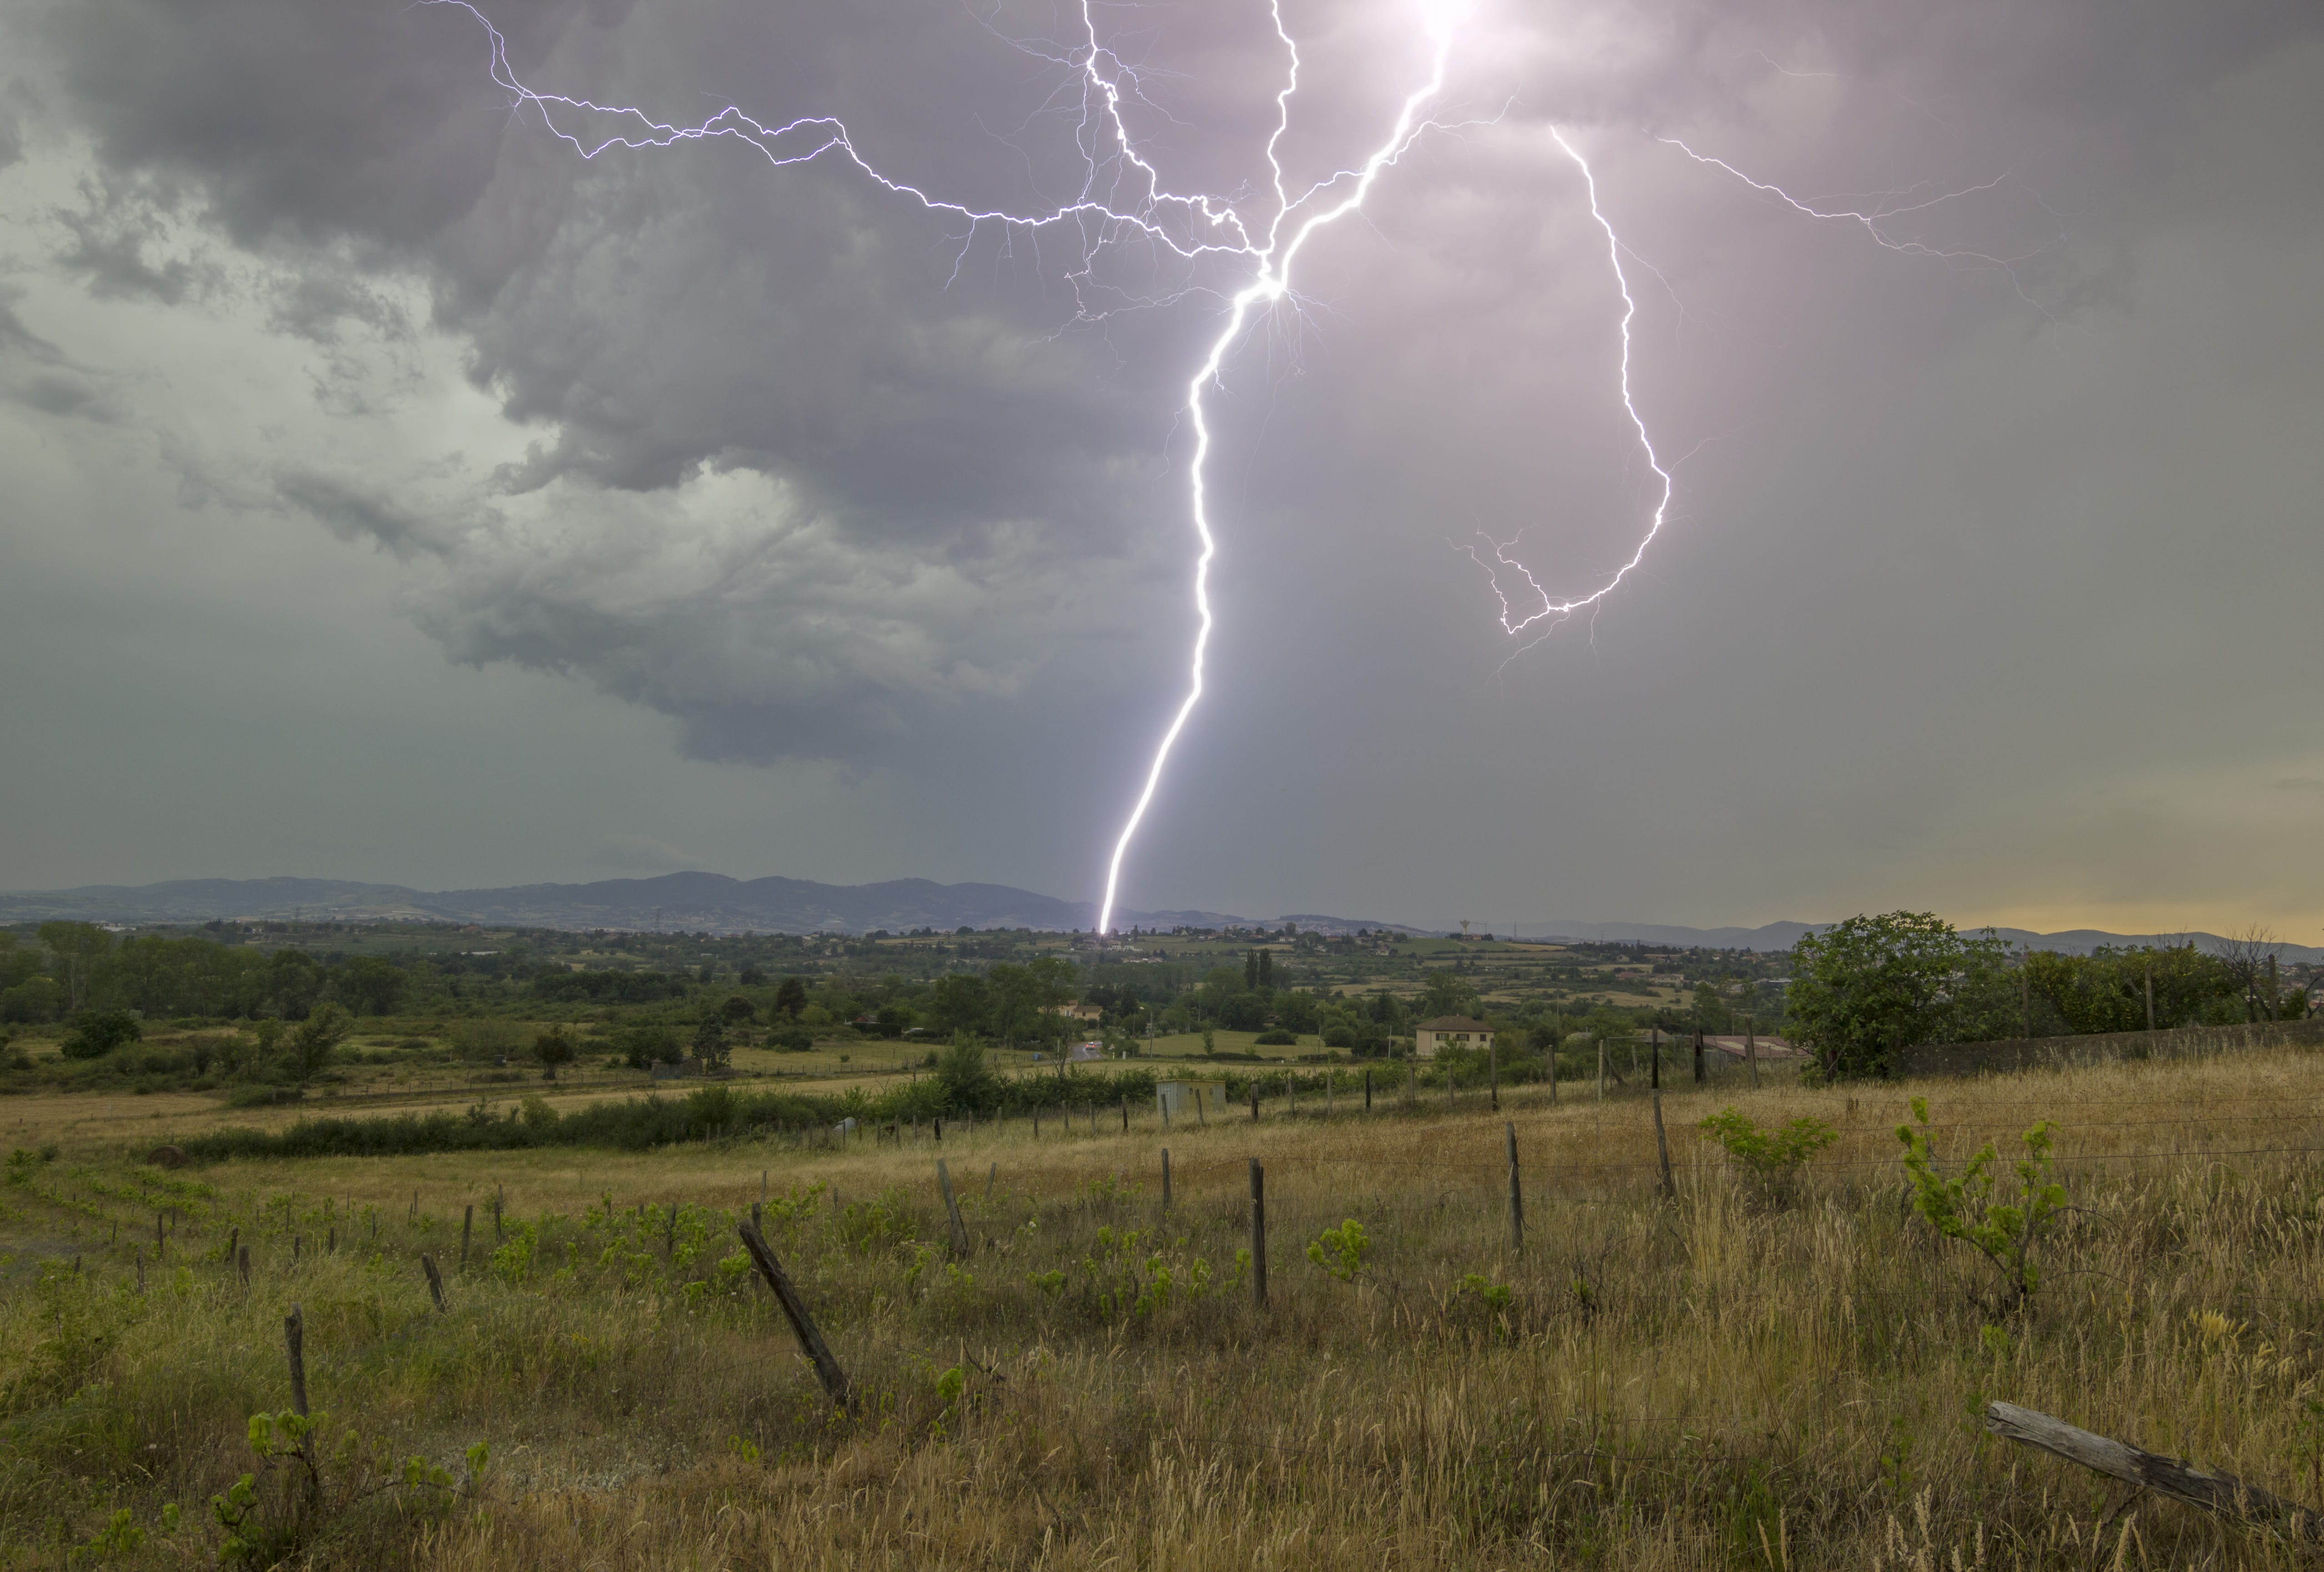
[0,876,2312,961]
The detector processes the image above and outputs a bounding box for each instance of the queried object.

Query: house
[1155,1079,1228,1121]
[1413,1016,1493,1059]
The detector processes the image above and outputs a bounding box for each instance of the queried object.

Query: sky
[0,0,2318,939]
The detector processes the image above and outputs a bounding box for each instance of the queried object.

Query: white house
[1413,1016,1492,1059]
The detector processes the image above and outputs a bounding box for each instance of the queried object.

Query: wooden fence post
[284,1303,308,1417]
[1747,1021,1759,1088]
[495,1184,505,1240]
[1161,1148,1172,1208]
[1250,1086,1259,1123]
[665,1201,678,1258]
[1364,1069,1372,1112]
[1596,1038,1606,1102]
[1120,1095,1128,1133]
[460,1204,473,1270]
[157,1212,165,1260]
[737,1221,853,1408]
[1505,1121,1523,1251]
[238,1244,251,1291]
[1652,1091,1674,1200]
[1693,1028,1705,1086]
[1490,1041,1499,1112]
[135,1246,144,1294]
[1984,1400,2324,1541]
[936,1159,970,1258]
[985,1162,996,1203]
[420,1253,448,1313]
[1248,1159,1268,1310]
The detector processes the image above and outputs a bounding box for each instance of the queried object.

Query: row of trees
[1786,912,2303,1080]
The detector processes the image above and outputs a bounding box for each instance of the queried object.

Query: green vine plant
[210,1409,489,1567]
[1307,1219,1370,1283]
[1695,1108,1839,1204]
[1895,1098,2066,1310]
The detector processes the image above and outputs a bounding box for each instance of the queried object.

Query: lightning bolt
[435,3,1905,939]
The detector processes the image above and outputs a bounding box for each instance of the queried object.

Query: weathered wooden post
[937,1160,970,1257]
[284,1303,308,1417]
[1505,1121,1522,1251]
[495,1184,505,1240]
[420,1253,448,1313]
[1250,1085,1259,1123]
[1747,1018,1759,1089]
[237,1244,252,1291]
[1364,1068,1372,1112]
[1161,1148,1172,1208]
[737,1221,852,1409]
[1693,1028,1705,1086]
[1248,1159,1268,1310]
[460,1204,473,1270]
[1596,1038,1606,1102]
[1120,1095,1128,1133]
[1489,1040,1499,1112]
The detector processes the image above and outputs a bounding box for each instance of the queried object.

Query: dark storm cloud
[8,0,2321,937]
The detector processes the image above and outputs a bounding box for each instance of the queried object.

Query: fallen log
[1983,1401,2323,1542]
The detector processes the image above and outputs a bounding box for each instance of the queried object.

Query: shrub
[1896,1098,2065,1310]
[1307,1219,1370,1282]
[1697,1108,1838,1202]
[1254,1028,1297,1046]
[61,1010,143,1060]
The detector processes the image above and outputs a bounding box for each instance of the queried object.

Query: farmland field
[8,1042,2324,1567]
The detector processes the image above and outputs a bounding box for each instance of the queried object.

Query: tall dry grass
[5,1047,2324,1567]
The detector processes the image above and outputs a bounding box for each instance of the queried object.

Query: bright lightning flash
[427,1,1864,937]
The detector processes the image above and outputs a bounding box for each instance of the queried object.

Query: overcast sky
[0,0,2317,937]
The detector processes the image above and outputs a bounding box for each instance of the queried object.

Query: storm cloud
[0,0,2317,933]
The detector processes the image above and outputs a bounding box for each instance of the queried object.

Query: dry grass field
[6,1045,2324,1567]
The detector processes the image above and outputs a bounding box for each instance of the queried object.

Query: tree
[773,976,808,1020]
[1786,913,2008,1081]
[616,1023,682,1070]
[933,1035,1001,1111]
[926,973,990,1036]
[60,1009,143,1060]
[2214,926,2284,1022]
[283,1004,351,1086]
[693,1014,730,1070]
[719,994,758,1025]
[38,922,113,1013]
[533,1028,576,1079]
[1418,968,1480,1020]
[331,957,409,1017]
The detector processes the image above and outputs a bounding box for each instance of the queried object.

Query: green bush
[1697,1108,1838,1202]
[1897,1098,2065,1310]
[60,1009,143,1060]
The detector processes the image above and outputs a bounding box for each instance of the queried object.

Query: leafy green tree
[283,1004,351,1086]
[719,994,757,1025]
[37,922,113,1012]
[925,973,990,1035]
[1691,982,1733,1034]
[987,957,1074,1049]
[933,1036,1001,1111]
[533,1028,576,1079]
[1273,990,1321,1033]
[1697,1108,1838,1204]
[264,951,327,1021]
[692,1015,730,1070]
[1418,968,1480,1020]
[331,957,409,1017]
[60,1009,142,1060]
[1786,913,2008,1080]
[773,977,808,1020]
[616,1023,682,1070]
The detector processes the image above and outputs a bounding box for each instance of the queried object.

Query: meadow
[5,1044,2324,1568]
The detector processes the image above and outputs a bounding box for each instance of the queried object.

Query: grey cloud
[0,291,115,421]
[273,469,465,559]
[53,176,222,304]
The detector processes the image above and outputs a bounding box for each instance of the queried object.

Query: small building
[1155,1079,1228,1120]
[1413,1016,1493,1059]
